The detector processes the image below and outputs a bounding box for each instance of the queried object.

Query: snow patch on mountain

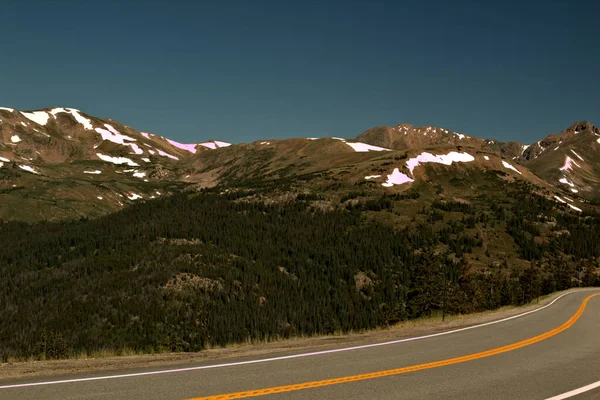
[365,175,381,179]
[50,108,94,130]
[83,170,102,174]
[128,143,144,155]
[167,139,197,154]
[560,156,580,172]
[568,204,582,212]
[214,141,231,148]
[406,152,475,174]
[96,153,139,167]
[554,196,566,204]
[95,124,136,145]
[21,111,50,125]
[559,177,575,187]
[0,156,10,162]
[132,171,146,178]
[11,135,22,143]
[126,193,143,200]
[140,132,151,139]
[570,149,584,162]
[382,168,414,187]
[18,165,39,174]
[345,142,391,152]
[0,107,14,112]
[199,142,217,149]
[502,161,522,174]
[156,149,179,160]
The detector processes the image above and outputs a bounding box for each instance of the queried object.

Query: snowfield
[568,204,582,212]
[95,124,136,145]
[382,168,414,187]
[21,111,50,125]
[199,141,232,150]
[18,165,39,174]
[502,161,522,174]
[96,153,139,167]
[380,151,475,188]
[406,152,475,174]
[157,149,179,160]
[559,177,575,187]
[167,138,197,154]
[345,142,391,152]
[560,156,580,172]
[199,142,217,149]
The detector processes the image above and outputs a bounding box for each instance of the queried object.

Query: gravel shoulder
[0,288,591,381]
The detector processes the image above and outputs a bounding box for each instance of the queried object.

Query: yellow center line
[188,293,599,400]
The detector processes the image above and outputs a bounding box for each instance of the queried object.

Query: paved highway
[2,289,599,400]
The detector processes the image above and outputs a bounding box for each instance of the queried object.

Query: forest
[0,183,598,361]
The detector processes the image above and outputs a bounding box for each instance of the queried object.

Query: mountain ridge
[0,105,597,221]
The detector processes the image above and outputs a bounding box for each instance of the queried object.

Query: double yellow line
[190,293,599,400]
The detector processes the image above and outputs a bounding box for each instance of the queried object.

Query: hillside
[1,106,599,361]
[1,184,599,361]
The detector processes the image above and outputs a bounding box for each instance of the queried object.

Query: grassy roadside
[0,287,596,381]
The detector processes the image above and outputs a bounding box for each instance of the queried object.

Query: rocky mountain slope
[519,121,600,201]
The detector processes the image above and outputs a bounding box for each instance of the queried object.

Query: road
[2,289,600,400]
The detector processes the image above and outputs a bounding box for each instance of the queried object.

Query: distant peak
[566,121,598,134]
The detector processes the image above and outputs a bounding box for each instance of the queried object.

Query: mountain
[355,123,527,160]
[0,107,231,220]
[519,121,600,201]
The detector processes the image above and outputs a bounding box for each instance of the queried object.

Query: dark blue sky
[1,0,598,144]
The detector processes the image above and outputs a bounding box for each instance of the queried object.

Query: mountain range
[0,106,597,221]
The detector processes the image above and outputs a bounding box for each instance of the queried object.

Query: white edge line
[1,289,596,390]
[545,379,600,399]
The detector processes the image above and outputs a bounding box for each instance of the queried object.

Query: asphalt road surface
[2,289,600,400]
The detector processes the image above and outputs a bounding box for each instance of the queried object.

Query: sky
[1,0,599,145]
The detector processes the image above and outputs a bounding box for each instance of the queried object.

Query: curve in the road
[190,292,600,400]
[1,289,593,391]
